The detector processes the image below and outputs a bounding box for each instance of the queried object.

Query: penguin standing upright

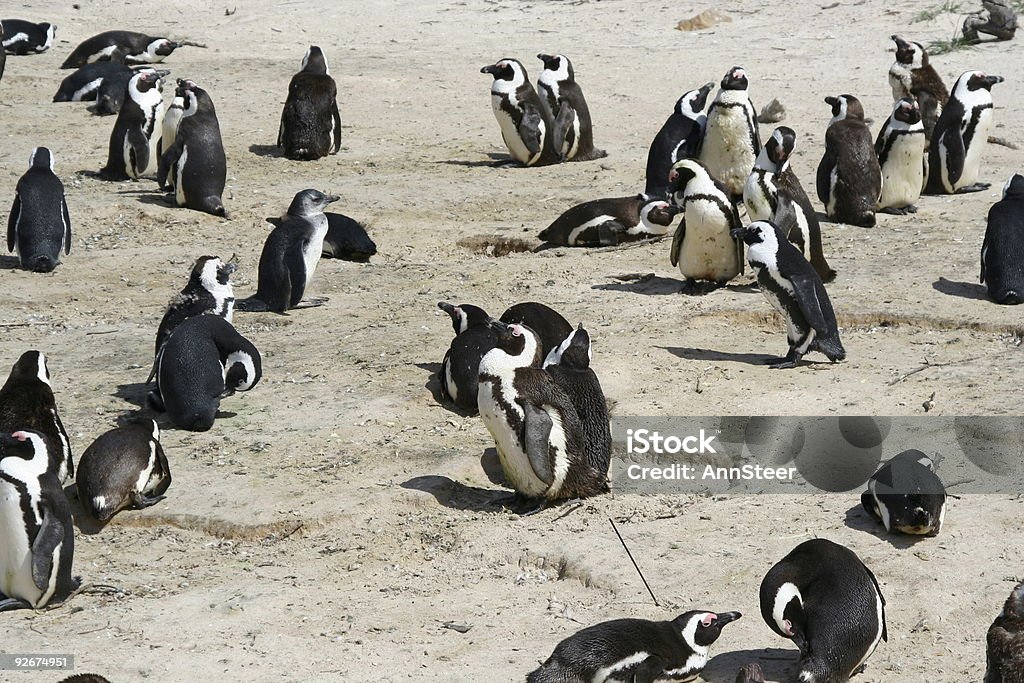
[760,538,887,682]
[99,69,166,179]
[700,66,761,199]
[816,94,882,227]
[481,58,557,167]
[889,35,949,142]
[61,30,178,68]
[76,420,171,521]
[538,194,677,247]
[1,19,55,54]
[277,46,342,161]
[861,449,946,536]
[732,221,845,368]
[981,174,1024,305]
[0,351,73,483]
[437,302,496,414]
[926,70,1004,194]
[0,430,75,611]
[986,582,1024,683]
[151,255,237,367]
[875,98,927,214]
[535,53,605,162]
[7,147,71,273]
[499,302,572,360]
[160,80,186,152]
[644,82,715,198]
[157,79,227,217]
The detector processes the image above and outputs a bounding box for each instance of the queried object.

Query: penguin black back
[322,213,376,261]
[499,302,572,360]
[645,82,715,198]
[438,302,496,413]
[981,174,1024,305]
[1,19,55,55]
[861,449,946,536]
[53,52,130,103]
[7,147,71,273]
[61,30,178,69]
[278,46,342,160]
[986,582,1024,683]
[157,79,227,217]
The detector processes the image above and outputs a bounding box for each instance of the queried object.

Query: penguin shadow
[415,362,476,417]
[133,192,177,209]
[0,255,20,270]
[438,152,515,168]
[248,144,285,158]
[932,277,989,301]
[593,275,688,296]
[842,502,933,549]
[400,449,513,512]
[660,346,777,367]
[61,484,108,535]
[115,381,154,410]
[701,648,796,682]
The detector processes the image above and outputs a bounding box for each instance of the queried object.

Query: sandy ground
[1,0,1023,681]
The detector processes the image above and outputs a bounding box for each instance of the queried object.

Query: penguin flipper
[286,244,307,309]
[127,126,149,179]
[518,104,545,158]
[816,153,834,208]
[730,199,745,275]
[861,491,883,523]
[747,100,762,155]
[860,560,888,642]
[775,197,805,254]
[789,273,829,336]
[157,136,183,190]
[941,126,965,190]
[60,194,71,255]
[981,234,988,283]
[30,508,65,592]
[633,655,668,683]
[331,101,342,154]
[522,402,556,486]
[439,350,453,403]
[669,216,686,268]
[6,192,19,253]
[550,100,576,162]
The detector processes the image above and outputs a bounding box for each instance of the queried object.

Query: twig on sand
[176,40,208,48]
[887,356,983,385]
[989,136,1020,150]
[553,502,583,521]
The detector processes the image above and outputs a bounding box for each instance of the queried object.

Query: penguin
[7,147,71,273]
[736,663,766,683]
[861,449,946,536]
[0,351,73,483]
[760,538,887,683]
[926,70,1004,195]
[157,79,227,217]
[148,315,261,432]
[875,98,928,215]
[61,30,179,69]
[816,94,882,228]
[986,582,1024,683]
[0,430,75,611]
[53,54,131,103]
[58,677,113,683]
[438,302,497,414]
[535,53,606,162]
[160,81,186,154]
[1,19,55,54]
[499,302,573,361]
[981,174,1024,305]
[539,194,677,247]
[477,321,608,509]
[644,81,716,198]
[89,62,145,116]
[527,610,742,683]
[321,213,376,262]
[238,189,337,313]
[76,420,170,522]
[700,66,761,199]
[732,221,845,369]
[743,126,835,282]
[667,158,744,288]
[277,46,342,161]
[481,58,557,167]
[99,69,167,180]
[888,35,949,142]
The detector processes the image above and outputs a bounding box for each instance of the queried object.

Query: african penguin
[981,174,1024,305]
[99,69,167,179]
[539,194,677,247]
[732,221,845,368]
[889,35,949,142]
[161,81,186,154]
[321,213,376,261]
[157,79,227,217]
[816,94,882,228]
[925,70,1004,194]
[0,351,73,484]
[668,158,744,288]
[760,538,887,683]
[148,315,261,432]
[481,58,557,167]
[536,53,606,162]
[61,30,179,69]
[7,147,72,273]
[277,46,342,161]
[875,98,927,215]
[0,430,75,611]
[645,81,715,199]
[90,61,146,116]
[1,19,55,54]
[53,54,131,103]
[985,581,1024,683]
[438,302,497,414]
[527,610,742,683]
[700,66,761,199]
[499,302,573,361]
[861,449,946,536]
[743,126,835,282]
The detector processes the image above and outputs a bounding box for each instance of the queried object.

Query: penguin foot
[130,492,166,509]
[0,598,29,612]
[490,158,519,168]
[294,297,329,309]
[956,183,991,194]
[498,492,547,516]
[234,297,269,312]
[767,352,801,369]
[879,205,917,215]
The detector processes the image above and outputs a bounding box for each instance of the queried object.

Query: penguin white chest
[303,218,329,290]
[677,200,741,282]
[959,107,993,188]
[477,377,549,498]
[491,95,541,166]
[743,170,776,221]
[0,483,41,605]
[878,134,924,208]
[175,145,189,205]
[701,105,756,195]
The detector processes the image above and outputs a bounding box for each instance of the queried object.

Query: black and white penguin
[644,81,715,199]
[52,52,130,102]
[981,174,1024,305]
[861,449,946,536]
[238,189,337,313]
[148,315,261,432]
[535,53,605,162]
[528,610,742,683]
[986,582,1024,683]
[477,321,608,509]
[743,126,835,282]
[157,79,227,217]
[816,94,882,228]
[7,147,71,273]
[732,221,845,368]
[926,70,1004,194]
[539,194,677,247]
[277,46,342,161]
[161,82,185,152]
[0,430,75,611]
[0,351,73,483]
[99,69,166,180]
[481,58,557,167]
[700,66,761,199]
[668,158,744,288]
[499,302,573,361]
[760,538,887,683]
[1,19,55,54]
[438,302,496,414]
[889,35,949,142]
[875,98,928,215]
[90,61,146,116]
[321,213,376,262]
[61,30,179,69]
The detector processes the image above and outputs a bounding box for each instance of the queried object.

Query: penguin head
[5,350,51,389]
[720,66,748,91]
[892,97,921,125]
[824,94,864,125]
[301,45,329,75]
[676,81,716,121]
[891,35,926,68]
[674,610,742,648]
[667,159,707,194]
[130,69,164,96]
[150,38,179,58]
[766,581,805,640]
[287,189,340,217]
[959,70,1004,95]
[639,196,678,228]
[536,53,573,81]
[224,350,261,394]
[192,255,237,292]
[764,127,796,169]
[481,59,527,91]
[543,324,591,370]
[177,79,211,117]
[437,302,490,334]
[1003,174,1024,200]
[28,146,54,172]
[486,320,541,367]
[731,220,781,250]
[0,430,49,469]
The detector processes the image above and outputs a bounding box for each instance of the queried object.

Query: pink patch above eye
[12,431,28,441]
[701,614,715,627]
[784,619,794,635]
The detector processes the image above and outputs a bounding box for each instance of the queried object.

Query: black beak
[891,34,910,49]
[324,194,340,204]
[729,226,748,239]
[985,75,1005,88]
[487,319,509,334]
[716,611,742,626]
[481,64,498,75]
[824,96,838,106]
[437,301,456,315]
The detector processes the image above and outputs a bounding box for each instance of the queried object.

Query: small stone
[676,9,732,31]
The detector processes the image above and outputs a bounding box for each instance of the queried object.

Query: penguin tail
[996,291,1023,305]
[820,338,846,363]
[29,255,56,273]
[819,266,837,284]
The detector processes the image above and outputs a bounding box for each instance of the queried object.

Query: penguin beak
[324,195,340,204]
[480,64,498,75]
[984,75,1004,87]
[154,69,171,79]
[729,226,749,240]
[824,96,838,107]
[716,611,742,626]
[437,301,456,316]
[891,34,910,50]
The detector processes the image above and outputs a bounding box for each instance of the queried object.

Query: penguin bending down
[277,46,342,161]
[816,95,882,228]
[889,35,949,142]
[732,221,845,368]
[700,66,761,199]
[321,213,376,261]
[1,19,55,54]
[875,98,927,215]
[644,82,715,198]
[61,30,179,69]
[148,315,261,432]
[438,302,497,414]
[7,147,71,273]
[760,538,887,682]
[481,58,558,167]
[99,69,167,179]
[0,351,73,483]
[0,430,75,611]
[926,70,1004,194]
[539,194,677,247]
[52,54,130,102]
[498,302,573,362]
[536,53,606,162]
[527,610,742,683]
[981,174,1024,305]
[76,420,171,521]
[743,126,835,282]
[861,449,946,536]
[986,582,1024,683]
